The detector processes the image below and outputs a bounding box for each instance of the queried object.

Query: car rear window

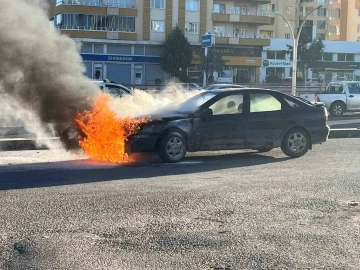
[283,98,300,108]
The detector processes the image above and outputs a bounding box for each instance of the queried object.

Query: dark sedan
[126,89,330,163]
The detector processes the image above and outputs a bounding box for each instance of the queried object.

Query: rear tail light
[324,107,328,121]
[315,95,320,102]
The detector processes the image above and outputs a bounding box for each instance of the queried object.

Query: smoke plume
[0,1,202,150]
[0,0,98,148]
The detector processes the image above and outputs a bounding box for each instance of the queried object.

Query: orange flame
[75,93,149,163]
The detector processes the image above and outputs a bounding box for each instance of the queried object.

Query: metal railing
[56,0,136,8]
[56,25,136,32]
[213,10,271,16]
[213,32,270,39]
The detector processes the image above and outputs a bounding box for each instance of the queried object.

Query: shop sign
[262,59,292,68]
[80,54,160,63]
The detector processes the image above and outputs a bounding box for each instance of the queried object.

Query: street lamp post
[274,5,323,96]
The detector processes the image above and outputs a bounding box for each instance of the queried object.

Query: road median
[0,129,359,151]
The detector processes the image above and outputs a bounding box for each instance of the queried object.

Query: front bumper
[125,134,158,154]
[308,125,330,144]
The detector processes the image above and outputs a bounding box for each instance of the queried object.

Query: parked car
[178,83,202,90]
[204,84,246,90]
[92,80,132,97]
[306,79,320,87]
[126,88,330,162]
[300,81,360,116]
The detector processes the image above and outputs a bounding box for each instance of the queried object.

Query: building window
[185,22,198,34]
[358,9,360,16]
[316,34,326,40]
[151,20,165,32]
[213,26,225,37]
[285,33,291,39]
[346,54,355,62]
[317,21,326,30]
[151,0,165,9]
[267,51,286,60]
[322,53,333,61]
[358,24,360,33]
[305,7,313,16]
[266,67,285,79]
[213,4,226,14]
[260,3,275,13]
[185,0,199,11]
[286,6,293,14]
[317,8,326,17]
[337,53,355,62]
[55,14,136,32]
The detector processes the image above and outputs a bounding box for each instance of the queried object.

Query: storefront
[191,46,263,84]
[78,41,169,86]
[260,59,292,82]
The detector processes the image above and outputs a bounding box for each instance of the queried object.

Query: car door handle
[349,95,354,98]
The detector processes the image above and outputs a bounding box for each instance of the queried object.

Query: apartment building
[48,0,273,85]
[328,0,360,41]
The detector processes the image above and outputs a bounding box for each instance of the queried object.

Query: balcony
[329,0,341,9]
[328,32,340,41]
[214,34,270,46]
[212,10,272,25]
[328,15,340,25]
[55,0,137,8]
[245,0,272,3]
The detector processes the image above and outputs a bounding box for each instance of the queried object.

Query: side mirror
[201,108,213,117]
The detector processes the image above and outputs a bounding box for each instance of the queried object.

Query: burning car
[126,88,330,163]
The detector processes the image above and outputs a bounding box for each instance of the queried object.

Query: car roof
[206,88,282,94]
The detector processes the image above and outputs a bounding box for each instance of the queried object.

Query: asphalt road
[0,139,359,269]
[328,113,360,129]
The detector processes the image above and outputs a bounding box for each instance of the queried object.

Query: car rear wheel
[158,132,187,163]
[330,102,345,117]
[281,128,310,158]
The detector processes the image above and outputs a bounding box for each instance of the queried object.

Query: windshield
[176,92,217,112]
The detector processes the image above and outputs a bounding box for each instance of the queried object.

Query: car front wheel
[158,132,187,163]
[281,128,310,158]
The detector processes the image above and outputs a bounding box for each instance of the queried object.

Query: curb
[0,129,359,151]
[328,128,360,139]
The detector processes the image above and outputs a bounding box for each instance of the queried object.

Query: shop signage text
[80,54,160,63]
[262,59,292,68]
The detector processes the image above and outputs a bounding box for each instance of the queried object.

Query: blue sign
[80,53,160,63]
[202,34,213,48]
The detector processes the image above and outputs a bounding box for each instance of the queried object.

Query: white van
[92,80,133,98]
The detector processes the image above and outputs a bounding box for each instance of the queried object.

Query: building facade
[328,0,360,41]
[260,38,360,84]
[48,0,273,85]
[259,0,360,42]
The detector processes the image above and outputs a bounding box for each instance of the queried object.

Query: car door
[191,93,246,151]
[245,91,293,149]
[346,82,360,110]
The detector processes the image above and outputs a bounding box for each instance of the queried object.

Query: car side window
[348,83,360,94]
[209,94,244,115]
[250,93,281,113]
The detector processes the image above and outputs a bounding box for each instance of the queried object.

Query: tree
[284,38,325,81]
[160,25,193,81]
[198,48,227,81]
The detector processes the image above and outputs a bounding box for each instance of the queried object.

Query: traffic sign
[202,34,214,48]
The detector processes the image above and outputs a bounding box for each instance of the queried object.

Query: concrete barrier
[0,129,359,151]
